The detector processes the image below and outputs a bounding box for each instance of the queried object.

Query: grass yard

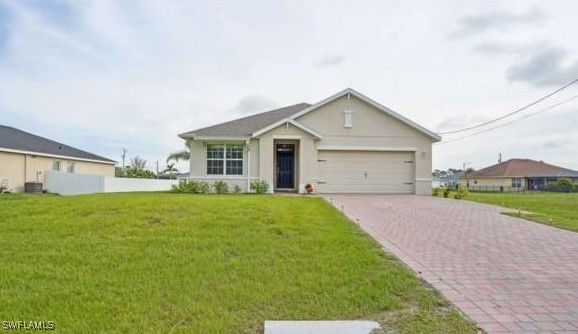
[465,192,578,232]
[0,193,475,333]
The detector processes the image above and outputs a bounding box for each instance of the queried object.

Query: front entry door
[276,144,295,189]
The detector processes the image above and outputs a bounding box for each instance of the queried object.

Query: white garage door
[316,150,415,194]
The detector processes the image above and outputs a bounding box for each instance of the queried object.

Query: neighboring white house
[179,88,441,195]
[0,125,116,192]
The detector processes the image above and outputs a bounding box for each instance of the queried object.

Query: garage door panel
[317,151,414,194]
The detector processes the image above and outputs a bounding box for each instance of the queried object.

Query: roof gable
[0,125,115,164]
[252,119,323,139]
[466,159,578,178]
[179,103,311,139]
[290,88,441,141]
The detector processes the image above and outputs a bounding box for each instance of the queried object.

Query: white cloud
[314,55,345,68]
[0,0,577,173]
[449,7,545,37]
[435,115,493,132]
[233,95,278,115]
[507,47,578,87]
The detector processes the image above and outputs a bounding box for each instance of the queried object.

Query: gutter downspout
[246,139,251,192]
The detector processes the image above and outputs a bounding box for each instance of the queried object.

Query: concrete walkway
[324,195,578,333]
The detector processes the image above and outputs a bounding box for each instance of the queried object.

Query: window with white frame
[206,144,243,175]
[67,162,75,173]
[511,178,522,188]
[53,160,61,171]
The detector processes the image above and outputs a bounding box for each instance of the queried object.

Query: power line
[438,78,578,135]
[436,94,578,145]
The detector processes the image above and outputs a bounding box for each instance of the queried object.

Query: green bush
[557,178,573,186]
[233,185,243,194]
[171,180,211,194]
[545,178,576,193]
[432,188,442,196]
[454,186,468,200]
[197,182,211,194]
[250,180,270,194]
[171,180,197,193]
[212,181,229,194]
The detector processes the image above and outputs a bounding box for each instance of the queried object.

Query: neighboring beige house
[461,158,578,192]
[0,125,116,192]
[179,88,441,195]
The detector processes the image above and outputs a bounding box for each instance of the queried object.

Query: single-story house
[0,125,116,192]
[179,88,441,194]
[461,158,578,191]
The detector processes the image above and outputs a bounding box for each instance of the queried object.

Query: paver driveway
[324,195,578,333]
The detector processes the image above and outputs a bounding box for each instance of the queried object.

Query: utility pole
[156,161,159,179]
[122,148,127,169]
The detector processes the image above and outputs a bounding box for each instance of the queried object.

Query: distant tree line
[115,156,156,179]
[115,146,191,179]
[432,168,475,179]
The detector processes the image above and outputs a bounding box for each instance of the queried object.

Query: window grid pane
[207,160,224,175]
[226,146,243,159]
[226,160,243,175]
[206,144,243,175]
[207,145,224,159]
[511,178,522,188]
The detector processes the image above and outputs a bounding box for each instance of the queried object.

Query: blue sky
[0,0,577,173]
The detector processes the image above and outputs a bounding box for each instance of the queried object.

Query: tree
[129,156,147,171]
[116,156,156,179]
[162,163,179,179]
[115,167,125,177]
[166,150,190,163]
[432,169,448,179]
[447,168,461,176]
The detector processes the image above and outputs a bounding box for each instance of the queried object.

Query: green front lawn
[465,192,578,232]
[0,193,475,333]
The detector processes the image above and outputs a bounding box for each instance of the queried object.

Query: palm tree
[163,163,179,179]
[166,150,190,164]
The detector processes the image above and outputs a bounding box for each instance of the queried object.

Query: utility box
[24,182,43,193]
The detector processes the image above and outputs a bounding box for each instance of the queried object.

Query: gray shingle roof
[179,103,312,138]
[0,125,115,163]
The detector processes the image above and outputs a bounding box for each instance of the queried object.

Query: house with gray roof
[179,88,441,194]
[0,125,115,192]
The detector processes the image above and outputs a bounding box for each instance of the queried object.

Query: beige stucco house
[179,88,441,195]
[0,125,116,192]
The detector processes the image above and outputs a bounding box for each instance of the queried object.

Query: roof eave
[182,135,250,141]
[289,87,442,142]
[251,118,323,139]
[0,147,117,165]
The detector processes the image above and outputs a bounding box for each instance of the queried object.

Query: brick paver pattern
[324,195,578,334]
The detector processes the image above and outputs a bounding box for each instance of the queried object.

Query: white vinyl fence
[45,171,178,196]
